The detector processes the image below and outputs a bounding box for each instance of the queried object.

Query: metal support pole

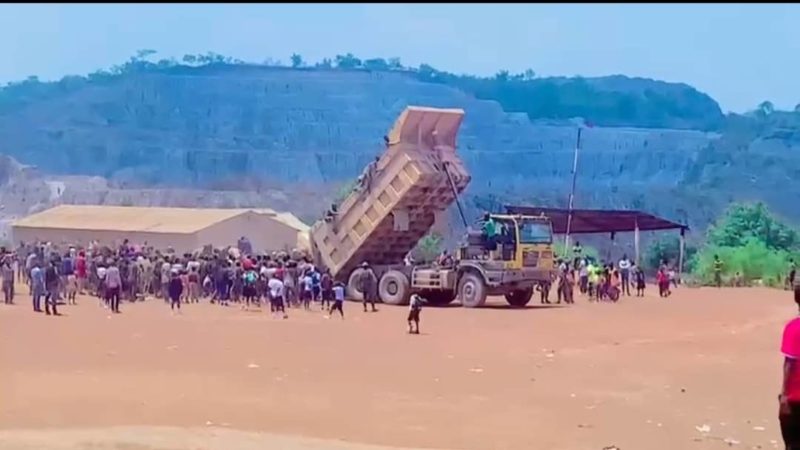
[564,127,582,255]
[634,217,640,266]
[678,228,686,285]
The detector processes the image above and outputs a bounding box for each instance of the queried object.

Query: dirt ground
[0,285,792,450]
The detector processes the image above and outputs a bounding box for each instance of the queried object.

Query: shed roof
[504,205,688,234]
[12,205,307,235]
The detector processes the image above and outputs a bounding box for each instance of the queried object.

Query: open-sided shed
[505,205,689,271]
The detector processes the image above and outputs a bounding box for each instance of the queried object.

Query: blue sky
[1,3,798,113]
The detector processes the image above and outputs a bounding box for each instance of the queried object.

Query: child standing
[635,266,646,297]
[329,281,345,319]
[657,268,671,298]
[408,293,424,334]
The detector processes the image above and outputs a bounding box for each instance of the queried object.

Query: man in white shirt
[267,273,287,319]
[618,254,632,297]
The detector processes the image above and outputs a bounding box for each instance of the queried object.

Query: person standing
[358,262,378,312]
[789,258,797,290]
[1,258,14,305]
[713,255,723,288]
[407,293,424,334]
[320,269,333,311]
[267,272,287,319]
[168,270,183,313]
[329,281,345,319]
[618,254,632,296]
[76,251,87,295]
[779,286,800,449]
[44,260,59,316]
[634,265,646,297]
[105,259,122,314]
[30,261,44,312]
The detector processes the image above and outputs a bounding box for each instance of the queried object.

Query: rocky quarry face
[0,65,797,245]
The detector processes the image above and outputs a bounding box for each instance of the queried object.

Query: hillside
[0,55,798,242]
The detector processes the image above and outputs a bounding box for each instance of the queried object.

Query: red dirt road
[0,286,792,450]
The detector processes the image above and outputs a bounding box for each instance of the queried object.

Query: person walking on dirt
[713,255,723,288]
[1,259,14,305]
[789,258,797,290]
[168,270,183,313]
[320,269,333,311]
[359,262,378,312]
[30,261,44,312]
[105,259,122,314]
[407,293,424,334]
[267,272,288,319]
[44,260,60,316]
[618,254,632,296]
[329,280,345,319]
[778,285,800,449]
[578,258,589,294]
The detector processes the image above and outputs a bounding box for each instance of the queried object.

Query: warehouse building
[11,205,310,253]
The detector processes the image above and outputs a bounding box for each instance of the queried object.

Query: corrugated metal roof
[12,205,308,235]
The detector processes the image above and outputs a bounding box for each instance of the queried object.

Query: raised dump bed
[310,106,471,281]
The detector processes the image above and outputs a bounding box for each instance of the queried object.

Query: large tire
[347,268,366,302]
[378,270,410,306]
[422,290,456,306]
[505,288,534,307]
[458,272,487,308]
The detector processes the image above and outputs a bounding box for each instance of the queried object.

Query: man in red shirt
[780,286,800,449]
[76,251,87,295]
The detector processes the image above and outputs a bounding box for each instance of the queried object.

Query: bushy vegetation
[0,49,725,130]
[414,233,444,263]
[553,241,600,263]
[691,202,799,287]
[644,235,698,272]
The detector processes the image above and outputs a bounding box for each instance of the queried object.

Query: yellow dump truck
[308,106,555,307]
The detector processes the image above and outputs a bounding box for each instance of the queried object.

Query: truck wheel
[378,270,410,306]
[423,290,456,306]
[347,268,366,302]
[458,272,487,308]
[505,288,533,307]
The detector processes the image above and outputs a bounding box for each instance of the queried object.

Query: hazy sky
[1,3,798,113]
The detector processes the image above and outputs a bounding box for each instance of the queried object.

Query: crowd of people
[536,241,680,305]
[0,237,364,320]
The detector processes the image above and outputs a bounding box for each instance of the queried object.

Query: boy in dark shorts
[407,293,425,334]
[329,281,345,319]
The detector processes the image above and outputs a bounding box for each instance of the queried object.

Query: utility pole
[563,126,582,256]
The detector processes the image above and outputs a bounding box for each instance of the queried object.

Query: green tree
[363,58,389,71]
[290,53,304,68]
[387,57,403,70]
[553,241,600,262]
[182,54,197,65]
[334,53,362,69]
[414,233,444,263]
[707,202,798,251]
[644,235,697,272]
[523,68,536,80]
[692,202,800,286]
[315,58,333,69]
